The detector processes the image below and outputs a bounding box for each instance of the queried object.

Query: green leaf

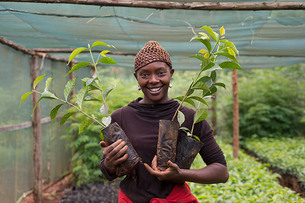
[214,82,226,89]
[98,57,117,65]
[102,116,112,127]
[192,81,210,91]
[44,77,53,92]
[100,131,105,141]
[76,86,88,109]
[220,39,239,55]
[189,54,207,62]
[79,118,93,134]
[211,71,216,82]
[175,96,196,108]
[177,110,185,126]
[84,95,100,102]
[50,104,63,121]
[32,97,43,115]
[64,77,78,101]
[200,26,219,41]
[33,75,45,89]
[187,96,208,106]
[192,135,201,141]
[65,62,91,77]
[103,85,116,101]
[60,111,76,126]
[20,92,32,104]
[190,36,211,52]
[219,61,243,70]
[201,62,215,71]
[91,41,114,48]
[215,52,237,62]
[194,107,207,124]
[209,85,217,95]
[68,47,87,63]
[180,127,190,132]
[41,91,58,100]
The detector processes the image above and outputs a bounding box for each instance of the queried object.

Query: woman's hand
[144,155,229,185]
[144,155,185,184]
[99,139,128,175]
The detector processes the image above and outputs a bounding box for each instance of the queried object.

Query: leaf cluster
[224,66,305,138]
[175,26,242,138]
[20,41,117,134]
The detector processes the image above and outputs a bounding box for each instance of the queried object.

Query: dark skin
[100,61,229,183]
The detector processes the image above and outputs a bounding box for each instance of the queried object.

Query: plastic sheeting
[0,43,80,202]
[0,2,305,69]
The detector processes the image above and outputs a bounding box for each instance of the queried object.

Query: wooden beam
[33,48,136,56]
[0,36,35,55]
[232,69,239,158]
[0,117,57,133]
[30,55,42,203]
[1,0,304,10]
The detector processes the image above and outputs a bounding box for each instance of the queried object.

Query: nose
[149,74,159,83]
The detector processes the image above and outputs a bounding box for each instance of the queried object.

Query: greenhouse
[0,0,305,202]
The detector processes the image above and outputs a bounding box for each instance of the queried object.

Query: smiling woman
[135,61,174,104]
[99,41,228,203]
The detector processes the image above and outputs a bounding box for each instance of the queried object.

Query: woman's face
[134,62,174,104]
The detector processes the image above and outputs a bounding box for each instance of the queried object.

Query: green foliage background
[224,64,305,138]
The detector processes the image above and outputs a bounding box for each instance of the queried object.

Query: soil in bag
[157,120,179,171]
[175,132,204,169]
[102,122,141,177]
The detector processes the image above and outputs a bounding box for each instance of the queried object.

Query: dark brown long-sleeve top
[100,98,226,203]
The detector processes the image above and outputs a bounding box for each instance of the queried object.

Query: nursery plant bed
[243,148,305,198]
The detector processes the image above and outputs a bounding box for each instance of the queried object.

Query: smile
[147,86,162,93]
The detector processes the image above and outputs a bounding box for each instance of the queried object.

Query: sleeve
[99,158,118,181]
[99,108,123,181]
[195,120,227,166]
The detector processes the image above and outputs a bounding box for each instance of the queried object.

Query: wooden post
[30,55,42,203]
[232,69,239,158]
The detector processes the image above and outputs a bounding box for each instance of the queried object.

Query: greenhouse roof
[0,0,305,70]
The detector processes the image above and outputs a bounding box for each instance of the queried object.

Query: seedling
[173,25,242,139]
[20,41,117,134]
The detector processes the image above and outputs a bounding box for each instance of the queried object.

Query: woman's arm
[144,155,229,184]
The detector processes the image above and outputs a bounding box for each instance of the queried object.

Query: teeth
[150,87,161,92]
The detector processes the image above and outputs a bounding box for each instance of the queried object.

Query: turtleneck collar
[127,97,180,119]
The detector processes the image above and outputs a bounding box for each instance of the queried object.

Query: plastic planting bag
[102,122,141,177]
[156,120,179,171]
[176,133,204,169]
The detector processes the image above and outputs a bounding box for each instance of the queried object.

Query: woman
[99,41,229,203]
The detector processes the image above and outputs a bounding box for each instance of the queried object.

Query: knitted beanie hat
[134,41,172,71]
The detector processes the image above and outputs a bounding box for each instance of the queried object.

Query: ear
[170,68,175,77]
[134,72,138,80]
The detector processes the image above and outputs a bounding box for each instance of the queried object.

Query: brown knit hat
[134,41,172,71]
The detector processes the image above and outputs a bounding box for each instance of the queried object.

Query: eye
[158,71,165,76]
[140,73,149,78]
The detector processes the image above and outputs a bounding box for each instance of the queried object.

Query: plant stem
[171,69,204,121]
[88,45,109,117]
[33,90,106,128]
[66,101,106,128]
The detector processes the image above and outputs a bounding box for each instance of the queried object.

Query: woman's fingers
[151,155,158,170]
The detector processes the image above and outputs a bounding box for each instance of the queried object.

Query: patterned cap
[134,41,172,71]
